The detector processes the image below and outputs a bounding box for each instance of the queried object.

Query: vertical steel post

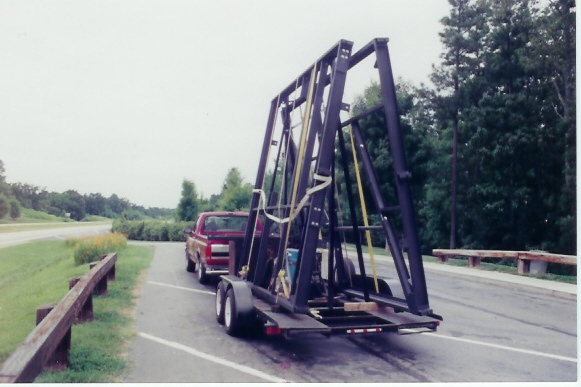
[327,157,336,308]
[240,98,279,274]
[373,39,430,314]
[292,41,353,310]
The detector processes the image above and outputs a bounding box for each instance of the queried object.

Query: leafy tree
[0,160,11,196]
[9,200,20,219]
[177,179,199,221]
[218,168,252,211]
[84,193,107,215]
[63,190,86,220]
[11,183,48,210]
[106,194,130,216]
[0,194,8,219]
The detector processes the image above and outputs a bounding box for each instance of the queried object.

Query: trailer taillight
[266,326,282,336]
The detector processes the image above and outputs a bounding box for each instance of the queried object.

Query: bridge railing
[0,253,118,383]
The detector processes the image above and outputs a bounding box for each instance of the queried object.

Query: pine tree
[431,0,488,249]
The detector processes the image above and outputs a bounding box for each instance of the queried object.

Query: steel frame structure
[237,38,436,319]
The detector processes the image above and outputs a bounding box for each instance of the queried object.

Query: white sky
[0,0,450,208]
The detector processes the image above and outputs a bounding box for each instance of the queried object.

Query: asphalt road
[0,223,112,249]
[125,242,577,383]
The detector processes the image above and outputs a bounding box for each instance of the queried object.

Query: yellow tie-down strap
[349,126,379,293]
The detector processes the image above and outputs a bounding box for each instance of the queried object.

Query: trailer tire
[198,261,208,284]
[216,280,226,324]
[186,250,196,273]
[335,257,356,286]
[224,288,241,336]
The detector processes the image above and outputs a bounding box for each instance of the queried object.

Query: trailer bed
[253,296,438,337]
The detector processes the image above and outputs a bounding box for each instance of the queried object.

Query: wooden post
[517,258,530,274]
[107,264,116,281]
[437,255,448,264]
[69,277,93,323]
[228,241,236,275]
[89,262,108,296]
[36,304,70,371]
[468,256,481,268]
[36,304,56,325]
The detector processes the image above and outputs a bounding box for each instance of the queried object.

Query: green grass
[0,240,154,382]
[0,208,71,224]
[345,244,577,284]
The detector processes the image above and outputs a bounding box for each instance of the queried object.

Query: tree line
[0,159,172,221]
[338,0,574,257]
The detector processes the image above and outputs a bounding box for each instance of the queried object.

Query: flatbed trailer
[214,38,442,338]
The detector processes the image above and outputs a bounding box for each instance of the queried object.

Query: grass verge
[0,240,154,382]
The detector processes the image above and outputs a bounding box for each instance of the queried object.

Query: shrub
[70,232,128,266]
[111,219,188,242]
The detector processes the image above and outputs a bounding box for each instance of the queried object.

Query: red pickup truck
[185,212,260,283]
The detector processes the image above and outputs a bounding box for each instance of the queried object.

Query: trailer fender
[219,275,254,318]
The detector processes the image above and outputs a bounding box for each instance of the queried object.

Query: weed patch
[67,233,128,265]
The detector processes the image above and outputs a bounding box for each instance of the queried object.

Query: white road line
[421,332,577,363]
[147,280,215,295]
[139,332,291,383]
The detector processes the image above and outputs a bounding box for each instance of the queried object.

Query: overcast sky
[0,0,450,208]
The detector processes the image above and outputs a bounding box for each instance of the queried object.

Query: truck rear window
[203,216,248,232]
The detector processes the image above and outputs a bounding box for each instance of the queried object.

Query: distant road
[0,223,112,249]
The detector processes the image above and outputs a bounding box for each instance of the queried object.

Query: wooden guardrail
[432,249,576,274]
[0,253,118,383]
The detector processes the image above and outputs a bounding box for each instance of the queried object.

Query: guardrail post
[89,262,108,296]
[517,258,530,274]
[36,304,70,371]
[437,255,448,264]
[468,256,481,268]
[69,277,93,323]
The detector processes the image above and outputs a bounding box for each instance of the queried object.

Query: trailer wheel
[186,250,196,273]
[198,261,208,284]
[224,288,241,336]
[216,281,226,324]
[335,257,356,286]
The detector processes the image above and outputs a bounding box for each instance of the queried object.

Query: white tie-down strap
[253,173,332,225]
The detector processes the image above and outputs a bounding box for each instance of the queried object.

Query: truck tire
[224,288,241,336]
[186,250,196,273]
[216,280,226,324]
[198,261,208,284]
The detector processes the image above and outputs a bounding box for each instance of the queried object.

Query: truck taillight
[205,242,212,258]
[266,326,282,336]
